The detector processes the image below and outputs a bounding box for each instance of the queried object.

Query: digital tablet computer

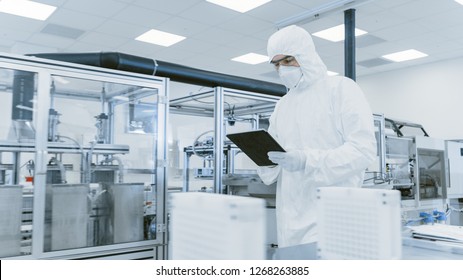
[226,130,285,166]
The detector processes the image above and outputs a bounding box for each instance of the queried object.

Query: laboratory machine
[0,52,168,259]
[363,115,461,226]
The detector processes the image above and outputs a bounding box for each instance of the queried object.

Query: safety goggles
[270,55,297,69]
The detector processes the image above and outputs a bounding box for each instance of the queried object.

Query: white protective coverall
[258,25,377,248]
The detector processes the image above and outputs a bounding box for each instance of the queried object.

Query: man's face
[270,54,300,70]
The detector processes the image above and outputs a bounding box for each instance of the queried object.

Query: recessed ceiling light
[231,53,269,65]
[136,29,186,47]
[327,71,338,76]
[382,49,428,62]
[455,0,463,5]
[206,0,271,13]
[312,24,367,42]
[0,0,56,20]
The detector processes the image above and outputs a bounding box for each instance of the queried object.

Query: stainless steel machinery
[364,115,449,223]
[0,53,168,259]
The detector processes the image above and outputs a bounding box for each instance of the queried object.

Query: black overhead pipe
[344,9,356,81]
[28,52,287,97]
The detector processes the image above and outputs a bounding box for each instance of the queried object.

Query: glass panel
[0,67,38,257]
[385,137,414,200]
[169,88,277,194]
[43,75,159,252]
[417,148,446,201]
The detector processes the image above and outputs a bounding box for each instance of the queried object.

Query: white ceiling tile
[0,28,32,43]
[373,21,429,42]
[96,19,148,38]
[36,0,67,6]
[167,38,218,55]
[117,41,164,57]
[414,9,463,33]
[356,51,380,62]
[389,0,455,21]
[27,33,75,49]
[178,1,240,26]
[251,26,280,42]
[416,39,462,55]
[67,41,105,52]
[47,8,106,30]
[62,0,129,18]
[115,0,137,3]
[433,48,463,61]
[226,36,267,54]
[133,0,203,15]
[0,45,11,53]
[218,15,274,36]
[435,24,463,41]
[301,16,342,35]
[358,41,408,57]
[312,40,343,56]
[355,3,385,15]
[191,27,245,45]
[79,32,130,49]
[0,14,45,33]
[155,17,210,37]
[181,54,226,71]
[373,0,415,9]
[11,42,58,55]
[356,9,410,33]
[283,0,341,9]
[112,5,172,27]
[395,32,458,52]
[247,1,304,23]
[202,45,244,60]
[154,48,198,64]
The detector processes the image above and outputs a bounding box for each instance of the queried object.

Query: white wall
[358,56,463,140]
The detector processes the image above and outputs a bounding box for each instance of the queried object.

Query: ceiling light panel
[456,0,463,5]
[382,49,428,62]
[0,0,56,20]
[136,29,186,47]
[232,53,269,65]
[206,0,271,13]
[312,24,367,42]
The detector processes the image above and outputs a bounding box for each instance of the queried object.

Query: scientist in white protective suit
[258,25,377,248]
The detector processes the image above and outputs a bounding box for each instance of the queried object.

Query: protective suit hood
[267,25,327,89]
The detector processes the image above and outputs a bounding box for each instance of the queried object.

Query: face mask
[278,66,303,89]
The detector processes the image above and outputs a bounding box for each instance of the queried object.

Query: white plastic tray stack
[317,187,402,259]
[169,192,266,260]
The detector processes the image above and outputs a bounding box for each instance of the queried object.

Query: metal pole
[344,9,356,81]
[213,87,224,194]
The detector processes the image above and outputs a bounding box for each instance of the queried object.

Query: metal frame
[0,53,168,259]
[172,86,279,194]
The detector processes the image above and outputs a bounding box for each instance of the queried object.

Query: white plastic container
[317,187,402,259]
[169,192,266,260]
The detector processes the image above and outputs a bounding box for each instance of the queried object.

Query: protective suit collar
[267,25,327,90]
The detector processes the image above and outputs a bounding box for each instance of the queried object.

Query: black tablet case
[227,130,285,166]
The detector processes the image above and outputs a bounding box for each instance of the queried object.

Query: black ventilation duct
[28,52,286,97]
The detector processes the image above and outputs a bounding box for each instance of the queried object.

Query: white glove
[268,150,306,172]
